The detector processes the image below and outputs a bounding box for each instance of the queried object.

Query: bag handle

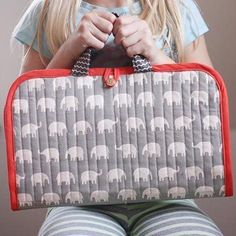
[71,12,152,77]
[71,48,152,76]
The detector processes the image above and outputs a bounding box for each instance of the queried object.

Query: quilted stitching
[12,71,225,209]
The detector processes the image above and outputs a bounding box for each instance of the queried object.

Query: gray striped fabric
[37,203,223,235]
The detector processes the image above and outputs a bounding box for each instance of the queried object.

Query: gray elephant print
[202,115,221,130]
[137,91,155,107]
[65,146,84,161]
[48,122,67,137]
[153,72,170,85]
[13,99,28,114]
[150,117,169,131]
[133,73,148,86]
[41,193,60,205]
[115,144,137,159]
[11,69,226,209]
[142,188,160,200]
[15,149,32,164]
[190,91,209,106]
[158,167,180,181]
[168,187,186,199]
[60,96,79,111]
[37,97,56,112]
[31,173,50,187]
[86,95,104,109]
[174,115,195,130]
[142,142,161,158]
[53,77,71,91]
[16,174,25,187]
[97,118,118,134]
[18,193,33,207]
[118,189,137,201]
[56,171,75,185]
[77,76,96,89]
[133,168,153,182]
[163,91,182,106]
[168,142,186,157]
[65,191,84,204]
[107,168,126,183]
[195,186,214,198]
[211,165,224,179]
[192,141,213,157]
[28,78,44,92]
[90,145,110,160]
[22,122,42,138]
[81,170,103,185]
[73,121,92,135]
[113,93,132,108]
[125,117,145,132]
[90,190,109,202]
[40,148,59,162]
[185,166,204,180]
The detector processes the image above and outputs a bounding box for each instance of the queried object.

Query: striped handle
[71,48,152,76]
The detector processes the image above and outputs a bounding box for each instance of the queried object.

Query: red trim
[4,63,233,210]
[4,88,18,210]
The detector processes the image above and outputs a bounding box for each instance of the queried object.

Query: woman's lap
[130,207,223,236]
[38,207,126,236]
[38,200,223,236]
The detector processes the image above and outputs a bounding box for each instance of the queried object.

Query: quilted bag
[4,48,233,210]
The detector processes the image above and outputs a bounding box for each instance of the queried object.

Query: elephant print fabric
[11,70,226,209]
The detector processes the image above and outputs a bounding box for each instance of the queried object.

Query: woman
[12,0,223,235]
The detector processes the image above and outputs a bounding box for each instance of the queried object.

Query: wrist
[64,34,87,63]
[63,36,79,63]
[149,47,176,65]
[47,37,80,69]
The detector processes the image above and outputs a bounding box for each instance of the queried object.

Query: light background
[0,1,235,235]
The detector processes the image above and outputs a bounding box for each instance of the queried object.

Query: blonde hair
[26,0,185,64]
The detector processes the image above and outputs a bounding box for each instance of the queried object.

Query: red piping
[4,63,233,210]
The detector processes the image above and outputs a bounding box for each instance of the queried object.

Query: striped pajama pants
[38,199,223,236]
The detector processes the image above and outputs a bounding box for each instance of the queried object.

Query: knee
[130,209,223,236]
[38,207,126,236]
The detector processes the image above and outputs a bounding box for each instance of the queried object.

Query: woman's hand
[66,10,116,61]
[46,10,116,69]
[112,15,175,65]
[112,15,158,63]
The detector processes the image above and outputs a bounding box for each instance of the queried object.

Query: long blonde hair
[27,0,185,64]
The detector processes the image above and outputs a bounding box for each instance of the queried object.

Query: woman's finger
[92,15,114,34]
[93,10,117,24]
[113,15,139,35]
[89,22,110,43]
[83,11,114,34]
[126,39,146,57]
[85,31,106,50]
[126,36,154,59]
[121,30,143,48]
[114,21,139,44]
